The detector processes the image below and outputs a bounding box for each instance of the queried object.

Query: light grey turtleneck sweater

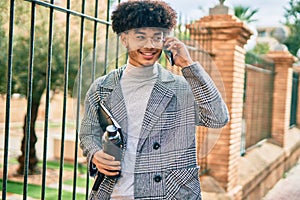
[111,63,158,199]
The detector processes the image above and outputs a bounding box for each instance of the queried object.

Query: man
[79,1,229,199]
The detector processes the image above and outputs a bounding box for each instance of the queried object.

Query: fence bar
[23,2,36,199]
[24,0,111,25]
[91,0,99,83]
[73,0,87,199]
[40,0,55,199]
[103,0,110,74]
[58,0,71,198]
[1,0,15,199]
[115,0,121,69]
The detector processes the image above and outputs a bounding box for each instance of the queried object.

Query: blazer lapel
[99,67,128,143]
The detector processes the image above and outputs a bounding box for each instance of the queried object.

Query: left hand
[164,37,194,68]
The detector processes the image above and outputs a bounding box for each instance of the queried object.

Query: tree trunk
[17,101,40,175]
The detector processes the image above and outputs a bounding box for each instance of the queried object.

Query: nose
[144,38,155,48]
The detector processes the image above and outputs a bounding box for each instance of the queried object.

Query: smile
[138,50,158,59]
[139,50,157,56]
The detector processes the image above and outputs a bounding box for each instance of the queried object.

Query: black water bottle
[102,124,123,178]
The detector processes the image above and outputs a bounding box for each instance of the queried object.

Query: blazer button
[154,174,162,182]
[153,142,160,150]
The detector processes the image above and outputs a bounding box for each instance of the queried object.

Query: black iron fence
[290,71,299,127]
[2,0,118,199]
[1,0,213,199]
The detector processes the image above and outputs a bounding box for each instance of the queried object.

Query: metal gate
[2,0,118,199]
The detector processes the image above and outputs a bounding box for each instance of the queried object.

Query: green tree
[0,0,79,173]
[251,43,270,55]
[283,0,300,56]
[234,5,259,24]
[11,2,69,174]
[0,1,8,94]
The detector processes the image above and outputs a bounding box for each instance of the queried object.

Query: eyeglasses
[130,33,164,47]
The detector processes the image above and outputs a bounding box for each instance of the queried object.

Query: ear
[120,33,128,47]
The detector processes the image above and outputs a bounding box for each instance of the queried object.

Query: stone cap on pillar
[187,14,252,47]
[266,50,298,65]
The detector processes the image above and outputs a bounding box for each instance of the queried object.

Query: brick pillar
[266,51,295,146]
[187,14,252,196]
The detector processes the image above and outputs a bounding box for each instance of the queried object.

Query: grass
[37,159,87,173]
[63,176,94,188]
[0,159,92,199]
[0,179,86,199]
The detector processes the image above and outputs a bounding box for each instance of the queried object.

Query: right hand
[92,150,121,176]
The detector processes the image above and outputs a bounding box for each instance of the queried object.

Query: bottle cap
[106,125,118,133]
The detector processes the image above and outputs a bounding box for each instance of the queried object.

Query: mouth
[138,50,158,59]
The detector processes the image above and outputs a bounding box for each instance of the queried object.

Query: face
[121,28,165,67]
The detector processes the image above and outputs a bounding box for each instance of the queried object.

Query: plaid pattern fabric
[79,63,229,199]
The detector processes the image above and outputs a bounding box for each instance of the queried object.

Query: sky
[164,0,290,27]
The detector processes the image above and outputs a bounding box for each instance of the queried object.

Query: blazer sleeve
[79,80,103,177]
[181,62,230,128]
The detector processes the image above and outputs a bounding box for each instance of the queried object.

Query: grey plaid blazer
[79,63,229,199]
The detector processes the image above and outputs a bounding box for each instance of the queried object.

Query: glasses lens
[129,28,164,47]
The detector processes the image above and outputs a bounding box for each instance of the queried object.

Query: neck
[123,62,157,79]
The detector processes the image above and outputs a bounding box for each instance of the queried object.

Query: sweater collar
[122,62,158,80]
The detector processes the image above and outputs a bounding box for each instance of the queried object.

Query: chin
[142,61,156,67]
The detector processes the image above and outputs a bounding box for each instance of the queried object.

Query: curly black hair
[111,0,177,34]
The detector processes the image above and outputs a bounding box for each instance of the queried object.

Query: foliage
[0,0,106,98]
[234,5,259,24]
[0,1,66,99]
[0,1,8,94]
[251,43,270,55]
[245,51,274,70]
[283,0,300,56]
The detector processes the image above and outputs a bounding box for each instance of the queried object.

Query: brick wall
[188,12,300,200]
[188,14,252,196]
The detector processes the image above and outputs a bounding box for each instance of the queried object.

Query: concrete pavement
[262,158,300,200]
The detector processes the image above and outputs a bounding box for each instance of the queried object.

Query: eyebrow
[133,30,163,36]
[134,31,146,35]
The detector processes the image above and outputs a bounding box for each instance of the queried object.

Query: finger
[99,168,120,176]
[92,151,121,169]
[168,41,179,50]
[164,36,177,43]
[164,37,178,48]
[95,155,121,168]
[98,161,121,171]
[167,40,185,52]
[94,150,115,161]
[97,162,121,176]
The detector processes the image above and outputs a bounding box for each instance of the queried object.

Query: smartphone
[163,49,174,66]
